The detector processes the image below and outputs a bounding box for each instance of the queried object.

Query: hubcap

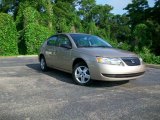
[40,58,45,70]
[75,66,90,84]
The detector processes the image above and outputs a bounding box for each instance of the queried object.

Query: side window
[47,36,57,46]
[57,35,71,47]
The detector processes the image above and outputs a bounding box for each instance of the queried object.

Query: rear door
[45,35,58,67]
[55,35,72,72]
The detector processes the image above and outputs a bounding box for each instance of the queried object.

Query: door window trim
[47,35,58,46]
[57,34,72,48]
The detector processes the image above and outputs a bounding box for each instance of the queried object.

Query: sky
[96,0,155,15]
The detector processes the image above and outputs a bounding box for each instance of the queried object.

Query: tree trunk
[46,0,53,30]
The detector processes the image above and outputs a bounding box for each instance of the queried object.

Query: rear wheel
[72,63,92,85]
[40,56,48,71]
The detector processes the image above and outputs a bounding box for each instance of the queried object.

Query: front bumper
[88,62,145,81]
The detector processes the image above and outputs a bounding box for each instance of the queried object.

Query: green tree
[149,0,160,24]
[0,0,17,14]
[133,23,151,50]
[124,0,149,30]
[78,0,96,23]
[0,13,18,55]
[40,0,55,30]
[146,0,160,55]
[146,20,160,55]
[53,1,78,32]
[16,5,41,54]
[89,4,113,38]
[109,15,131,42]
[24,23,52,54]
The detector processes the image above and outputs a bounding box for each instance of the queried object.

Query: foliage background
[0,13,18,55]
[0,0,160,64]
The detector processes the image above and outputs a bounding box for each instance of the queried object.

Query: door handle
[46,51,52,55]
[52,51,56,55]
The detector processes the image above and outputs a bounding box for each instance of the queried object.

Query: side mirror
[60,44,72,49]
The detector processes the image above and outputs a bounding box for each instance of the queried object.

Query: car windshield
[70,34,112,48]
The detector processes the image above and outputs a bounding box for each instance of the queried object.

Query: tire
[40,56,48,72]
[72,62,92,85]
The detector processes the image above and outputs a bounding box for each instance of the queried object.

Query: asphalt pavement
[0,57,160,120]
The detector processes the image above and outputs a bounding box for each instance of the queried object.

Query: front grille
[121,57,140,66]
[102,72,145,78]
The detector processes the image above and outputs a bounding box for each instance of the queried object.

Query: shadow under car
[26,63,129,87]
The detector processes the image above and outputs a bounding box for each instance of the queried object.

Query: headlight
[96,57,124,66]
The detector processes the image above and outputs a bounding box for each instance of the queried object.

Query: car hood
[75,47,137,57]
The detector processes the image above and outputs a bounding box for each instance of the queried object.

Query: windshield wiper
[78,46,112,48]
[94,46,112,48]
[78,46,95,48]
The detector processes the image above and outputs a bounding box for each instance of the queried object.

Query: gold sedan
[39,33,145,85]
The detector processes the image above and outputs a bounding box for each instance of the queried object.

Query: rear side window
[47,36,57,46]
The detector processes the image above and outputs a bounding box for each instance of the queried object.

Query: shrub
[133,24,151,50]
[0,13,18,55]
[23,6,40,26]
[24,23,52,54]
[139,47,160,64]
[117,42,131,51]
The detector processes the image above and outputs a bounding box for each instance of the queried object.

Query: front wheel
[40,56,48,72]
[72,63,92,85]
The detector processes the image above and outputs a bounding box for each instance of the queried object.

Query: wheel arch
[72,58,88,69]
[39,54,45,62]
